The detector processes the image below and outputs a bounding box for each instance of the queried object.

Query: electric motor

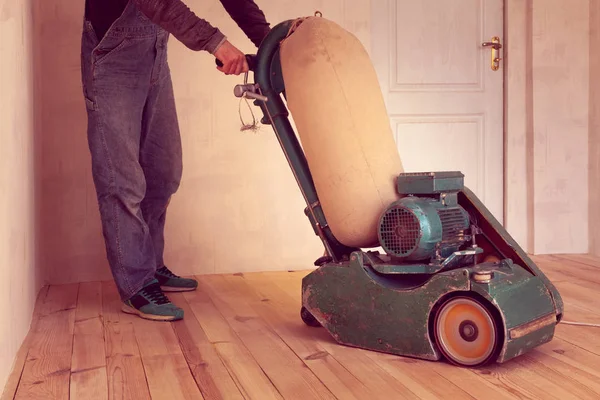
[377,196,470,261]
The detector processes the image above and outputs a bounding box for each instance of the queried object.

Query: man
[80,0,270,321]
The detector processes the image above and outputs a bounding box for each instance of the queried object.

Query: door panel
[372,0,505,222]
[393,0,482,90]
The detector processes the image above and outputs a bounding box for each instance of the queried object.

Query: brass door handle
[482,36,502,71]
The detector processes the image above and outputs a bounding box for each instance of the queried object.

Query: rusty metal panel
[458,187,564,318]
[302,252,472,361]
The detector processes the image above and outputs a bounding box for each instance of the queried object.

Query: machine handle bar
[215,54,257,71]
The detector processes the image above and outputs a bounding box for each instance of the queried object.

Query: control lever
[214,56,267,102]
[233,84,268,102]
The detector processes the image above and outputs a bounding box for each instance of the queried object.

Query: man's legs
[80,5,184,320]
[83,51,157,302]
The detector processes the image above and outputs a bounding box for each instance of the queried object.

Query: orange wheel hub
[434,296,498,366]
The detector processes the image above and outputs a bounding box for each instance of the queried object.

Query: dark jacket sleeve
[133,0,270,53]
[218,0,271,48]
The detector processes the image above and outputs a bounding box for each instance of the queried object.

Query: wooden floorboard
[70,282,108,400]
[182,283,283,400]
[101,281,152,400]
[169,292,245,400]
[0,286,49,400]
[14,283,78,400]
[4,255,600,399]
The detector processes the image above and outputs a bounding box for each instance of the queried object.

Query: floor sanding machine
[218,18,563,367]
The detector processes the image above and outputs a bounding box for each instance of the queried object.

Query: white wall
[34,0,371,284]
[589,1,600,256]
[531,0,589,254]
[505,0,590,255]
[0,0,40,392]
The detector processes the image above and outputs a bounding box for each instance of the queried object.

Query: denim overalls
[80,1,183,301]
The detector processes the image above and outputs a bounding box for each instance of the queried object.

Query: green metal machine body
[301,173,563,365]
[227,19,563,367]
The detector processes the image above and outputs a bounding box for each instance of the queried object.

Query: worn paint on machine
[236,17,563,368]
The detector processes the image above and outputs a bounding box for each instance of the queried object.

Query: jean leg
[140,72,183,269]
[85,98,159,300]
[83,55,160,301]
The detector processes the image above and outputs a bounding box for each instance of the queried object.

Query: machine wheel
[433,296,499,367]
[301,307,321,327]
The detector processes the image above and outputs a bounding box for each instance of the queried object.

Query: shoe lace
[142,282,171,305]
[158,266,180,278]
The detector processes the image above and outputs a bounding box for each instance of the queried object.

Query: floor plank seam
[554,334,600,358]
[101,294,112,400]
[6,286,51,399]
[233,277,333,396]
[464,367,523,399]
[255,362,285,399]
[361,351,435,399]
[169,321,211,399]
[67,283,82,398]
[551,255,600,269]
[195,277,286,399]
[210,347,251,400]
[483,370,537,400]
[101,281,153,399]
[99,310,109,400]
[3,335,31,400]
[130,322,154,398]
[431,368,478,399]
[262,317,338,399]
[235,275,363,400]
[194,278,283,389]
[519,353,599,398]
[326,350,367,388]
[244,287,346,398]
[177,293,249,400]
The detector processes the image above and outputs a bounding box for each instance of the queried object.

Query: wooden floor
[3,254,600,400]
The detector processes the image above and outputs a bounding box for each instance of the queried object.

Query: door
[371,0,505,222]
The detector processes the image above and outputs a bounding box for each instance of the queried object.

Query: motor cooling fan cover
[378,206,422,257]
[377,197,469,260]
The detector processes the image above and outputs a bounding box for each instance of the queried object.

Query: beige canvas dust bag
[280,16,404,248]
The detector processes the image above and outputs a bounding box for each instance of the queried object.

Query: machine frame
[224,18,564,367]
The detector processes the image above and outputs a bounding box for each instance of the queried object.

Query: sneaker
[155,266,198,292]
[121,279,184,321]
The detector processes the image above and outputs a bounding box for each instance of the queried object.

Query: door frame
[369,0,531,252]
